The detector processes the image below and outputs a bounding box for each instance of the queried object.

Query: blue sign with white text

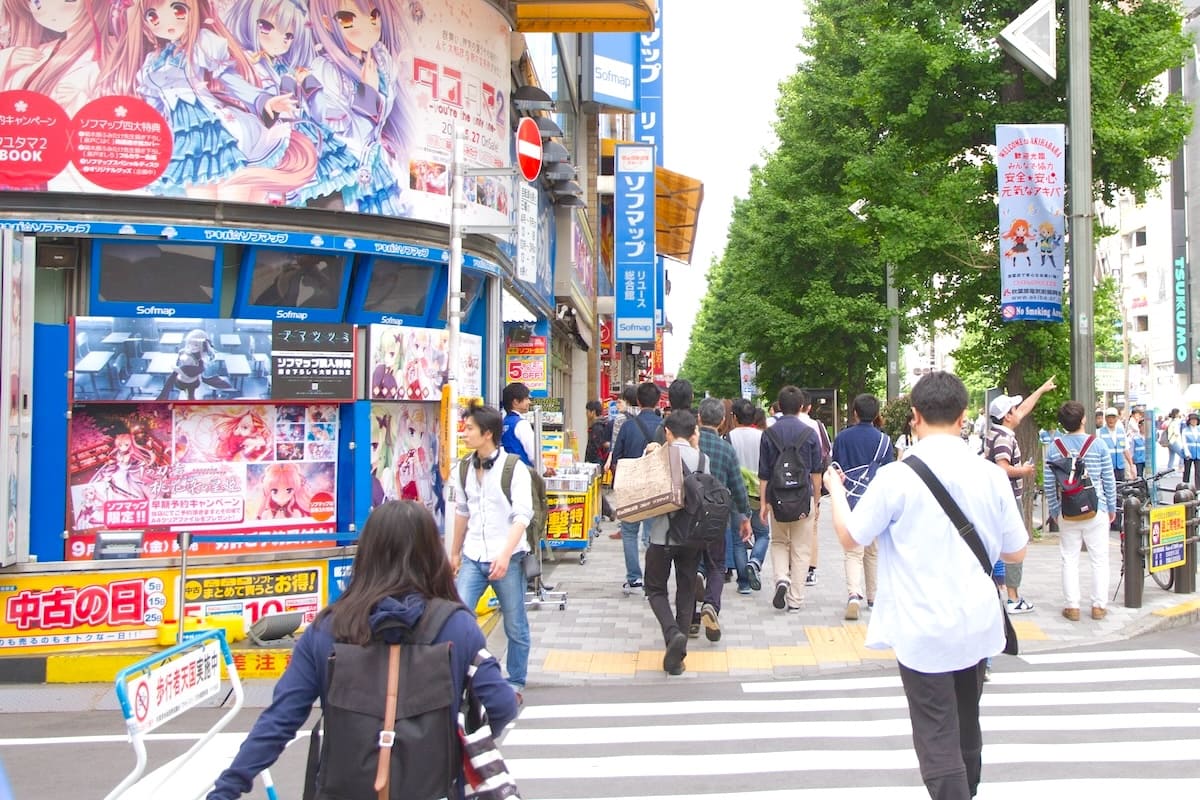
[614,144,657,342]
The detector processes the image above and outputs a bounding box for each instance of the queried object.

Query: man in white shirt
[825,371,1028,800]
[451,404,534,698]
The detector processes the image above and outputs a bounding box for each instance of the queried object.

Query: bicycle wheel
[1151,565,1175,591]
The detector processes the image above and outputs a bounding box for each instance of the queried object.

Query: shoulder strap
[903,456,993,577]
[412,597,462,644]
[1078,434,1096,458]
[631,412,653,443]
[873,432,890,462]
[498,454,519,506]
[374,644,401,799]
[459,457,469,490]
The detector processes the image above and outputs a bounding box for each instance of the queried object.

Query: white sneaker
[1007,597,1034,614]
[805,568,818,587]
[845,595,862,621]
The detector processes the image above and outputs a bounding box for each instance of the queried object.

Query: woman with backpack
[208,501,519,800]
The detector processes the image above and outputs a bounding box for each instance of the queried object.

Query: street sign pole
[1068,0,1096,423]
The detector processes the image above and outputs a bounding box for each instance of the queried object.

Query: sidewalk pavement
[3,492,1197,692]
[496,495,1200,688]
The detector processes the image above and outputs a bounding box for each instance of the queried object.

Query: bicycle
[1116,468,1178,594]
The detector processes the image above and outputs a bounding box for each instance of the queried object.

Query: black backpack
[667,453,732,548]
[765,425,814,522]
[1046,435,1100,521]
[303,598,463,800]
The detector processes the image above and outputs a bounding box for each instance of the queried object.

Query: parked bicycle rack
[1122,488,1200,609]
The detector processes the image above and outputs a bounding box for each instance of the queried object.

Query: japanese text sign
[614,144,657,342]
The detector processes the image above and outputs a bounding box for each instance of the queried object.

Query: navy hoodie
[208,593,518,799]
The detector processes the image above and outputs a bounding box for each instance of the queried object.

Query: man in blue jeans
[609,381,663,592]
[726,398,770,593]
[450,404,532,700]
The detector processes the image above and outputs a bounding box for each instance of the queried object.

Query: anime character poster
[995,124,1066,323]
[370,402,441,526]
[368,324,449,402]
[0,0,511,224]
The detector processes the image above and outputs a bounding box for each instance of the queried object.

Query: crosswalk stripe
[509,739,1198,781]
[1019,648,1196,664]
[504,712,1200,747]
[526,779,1200,800]
[517,687,1200,720]
[742,663,1200,694]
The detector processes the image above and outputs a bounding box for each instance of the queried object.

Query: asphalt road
[3,622,1198,800]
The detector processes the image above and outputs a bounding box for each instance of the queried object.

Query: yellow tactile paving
[542,650,595,673]
[1153,598,1200,618]
[843,623,895,660]
[804,625,861,663]
[636,649,667,671]
[726,648,775,670]
[1011,619,1048,640]
[588,651,639,674]
[682,651,729,672]
[767,644,818,666]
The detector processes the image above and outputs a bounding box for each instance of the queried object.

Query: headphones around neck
[473,451,500,470]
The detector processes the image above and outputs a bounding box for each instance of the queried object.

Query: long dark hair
[318,501,459,645]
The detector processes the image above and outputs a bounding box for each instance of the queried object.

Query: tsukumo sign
[516,117,543,182]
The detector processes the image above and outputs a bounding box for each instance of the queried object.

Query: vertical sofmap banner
[614,144,657,342]
[636,4,665,328]
[996,124,1066,322]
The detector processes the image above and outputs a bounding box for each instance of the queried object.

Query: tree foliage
[680,0,1192,444]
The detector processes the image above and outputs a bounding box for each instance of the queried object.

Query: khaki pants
[844,541,878,601]
[767,503,814,607]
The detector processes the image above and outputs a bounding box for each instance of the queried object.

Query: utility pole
[1068,0,1096,421]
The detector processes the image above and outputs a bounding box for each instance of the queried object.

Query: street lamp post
[1068,0,1096,419]
[851,199,900,401]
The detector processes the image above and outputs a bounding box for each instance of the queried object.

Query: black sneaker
[663,631,687,675]
[700,603,721,642]
[688,623,701,638]
[805,567,818,587]
[773,582,788,610]
[747,561,762,592]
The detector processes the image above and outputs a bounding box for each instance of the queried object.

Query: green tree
[682,0,1192,443]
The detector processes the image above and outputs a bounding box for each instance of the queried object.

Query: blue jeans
[1169,443,1184,471]
[456,553,530,690]
[620,519,650,584]
[735,512,770,591]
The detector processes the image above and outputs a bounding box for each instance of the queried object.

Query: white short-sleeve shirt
[848,434,1028,672]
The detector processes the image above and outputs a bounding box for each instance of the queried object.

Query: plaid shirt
[699,428,752,518]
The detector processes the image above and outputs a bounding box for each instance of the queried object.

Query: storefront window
[362,260,435,316]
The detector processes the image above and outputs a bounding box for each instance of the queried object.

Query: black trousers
[898,659,987,800]
[643,543,702,644]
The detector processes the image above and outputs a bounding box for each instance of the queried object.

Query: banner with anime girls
[0,0,512,229]
[366,323,481,401]
[368,402,441,526]
[995,124,1066,323]
[65,402,339,560]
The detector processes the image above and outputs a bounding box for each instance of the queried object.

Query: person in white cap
[983,376,1056,615]
[1097,407,1134,531]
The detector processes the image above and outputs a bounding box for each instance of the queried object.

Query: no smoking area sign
[124,639,222,734]
[133,680,151,725]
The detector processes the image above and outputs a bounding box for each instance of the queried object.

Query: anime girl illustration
[90,432,154,500]
[100,0,317,203]
[223,0,360,208]
[158,329,235,400]
[255,462,310,518]
[370,410,393,507]
[0,0,104,114]
[1001,218,1033,268]
[215,409,273,461]
[73,485,106,529]
[307,0,415,215]
[1037,221,1062,268]
[370,331,402,399]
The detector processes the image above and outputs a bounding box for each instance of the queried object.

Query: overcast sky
[659,2,808,373]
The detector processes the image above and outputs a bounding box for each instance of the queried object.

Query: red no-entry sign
[516,117,543,182]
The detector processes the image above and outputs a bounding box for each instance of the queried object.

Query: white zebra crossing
[504,648,1200,799]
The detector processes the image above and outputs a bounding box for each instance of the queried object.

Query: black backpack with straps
[765,425,814,522]
[667,452,732,548]
[304,597,464,800]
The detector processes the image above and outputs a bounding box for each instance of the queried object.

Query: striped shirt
[1042,433,1117,517]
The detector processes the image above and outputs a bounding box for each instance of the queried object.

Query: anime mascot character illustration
[1002,218,1033,268]
[158,329,235,400]
[1036,221,1063,268]
[370,330,402,399]
[307,0,415,215]
[256,462,310,519]
[90,432,155,501]
[100,0,317,203]
[223,0,360,209]
[213,408,273,461]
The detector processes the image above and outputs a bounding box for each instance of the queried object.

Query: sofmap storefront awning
[601,138,704,264]
[506,0,657,32]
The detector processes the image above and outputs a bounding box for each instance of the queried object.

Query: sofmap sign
[614,144,657,342]
[635,7,666,328]
[1174,256,1189,374]
[585,34,639,111]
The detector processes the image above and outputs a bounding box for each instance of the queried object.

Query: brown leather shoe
[1062,607,1080,621]
[1091,606,1107,620]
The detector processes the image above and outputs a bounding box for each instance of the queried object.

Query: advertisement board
[995,124,1066,323]
[0,0,511,230]
[368,402,442,527]
[0,561,326,653]
[613,144,657,342]
[66,402,339,559]
[507,336,548,393]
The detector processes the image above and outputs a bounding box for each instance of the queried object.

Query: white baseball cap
[989,395,1022,420]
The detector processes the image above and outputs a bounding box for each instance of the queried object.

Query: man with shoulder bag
[824,371,1027,800]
